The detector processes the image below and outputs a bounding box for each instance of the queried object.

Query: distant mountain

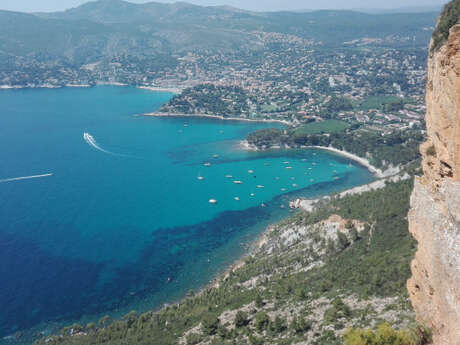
[0,0,439,67]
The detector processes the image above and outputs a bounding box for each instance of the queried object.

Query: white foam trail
[83,132,115,155]
[0,173,53,183]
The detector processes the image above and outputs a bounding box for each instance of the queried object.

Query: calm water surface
[0,86,374,341]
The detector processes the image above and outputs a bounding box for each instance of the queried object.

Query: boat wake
[83,132,119,156]
[0,173,53,183]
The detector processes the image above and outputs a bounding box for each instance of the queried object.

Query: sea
[0,86,374,343]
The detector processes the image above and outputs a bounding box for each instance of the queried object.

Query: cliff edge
[407,4,460,344]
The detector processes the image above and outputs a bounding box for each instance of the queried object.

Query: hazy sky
[0,0,449,13]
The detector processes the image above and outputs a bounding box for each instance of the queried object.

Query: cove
[0,86,374,342]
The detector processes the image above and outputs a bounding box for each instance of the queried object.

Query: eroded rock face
[407,24,460,345]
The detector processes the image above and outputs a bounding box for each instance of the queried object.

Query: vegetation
[293,120,350,135]
[247,126,423,169]
[359,96,405,112]
[344,323,432,345]
[425,145,436,157]
[162,84,250,116]
[36,179,419,345]
[432,0,460,52]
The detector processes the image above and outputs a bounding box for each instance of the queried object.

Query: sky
[0,0,449,13]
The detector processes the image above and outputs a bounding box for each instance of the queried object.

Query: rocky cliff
[407,11,460,345]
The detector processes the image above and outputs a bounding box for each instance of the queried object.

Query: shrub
[344,323,412,345]
[255,312,270,332]
[186,333,204,345]
[432,0,460,52]
[234,311,249,328]
[425,145,436,157]
[201,315,220,335]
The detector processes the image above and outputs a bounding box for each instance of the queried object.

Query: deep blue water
[0,86,374,342]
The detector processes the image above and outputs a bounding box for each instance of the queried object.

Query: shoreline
[143,112,292,125]
[0,83,179,92]
[240,140,399,179]
[136,86,182,94]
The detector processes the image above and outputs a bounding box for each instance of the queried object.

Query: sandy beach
[240,140,399,179]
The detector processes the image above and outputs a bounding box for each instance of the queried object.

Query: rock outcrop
[407,17,460,345]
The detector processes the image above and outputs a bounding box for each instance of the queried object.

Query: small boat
[257,185,264,189]
[204,162,212,167]
[197,176,205,181]
[290,177,295,180]
[313,153,317,156]
[225,175,233,178]
[281,188,287,192]
[283,161,290,164]
[285,166,293,169]
[308,168,313,170]
[233,180,243,184]
[248,170,254,174]
[264,163,270,166]
[184,124,189,127]
[275,177,280,180]
[261,203,266,207]
[292,184,298,187]
[333,170,337,173]
[280,205,285,209]
[234,197,240,201]
[209,199,218,204]
[310,179,315,182]
[301,158,307,162]
[334,176,339,180]
[213,154,219,159]
[312,162,317,166]
[250,193,255,197]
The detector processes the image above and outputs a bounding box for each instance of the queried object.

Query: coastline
[143,112,292,125]
[239,140,399,179]
[137,86,182,94]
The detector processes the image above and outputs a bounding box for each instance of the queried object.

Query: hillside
[37,178,427,345]
[0,1,437,70]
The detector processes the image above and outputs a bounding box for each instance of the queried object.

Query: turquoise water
[0,86,374,341]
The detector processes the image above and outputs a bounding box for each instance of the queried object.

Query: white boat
[204,162,212,167]
[197,176,205,181]
[225,175,233,179]
[257,185,264,189]
[213,154,219,159]
[292,184,298,187]
[281,188,287,192]
[248,170,254,174]
[310,179,315,182]
[250,193,255,197]
[209,199,218,204]
[234,197,240,201]
[283,161,290,164]
[233,180,243,184]
[285,166,293,169]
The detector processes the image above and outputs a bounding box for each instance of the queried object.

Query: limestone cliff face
[407,24,460,345]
